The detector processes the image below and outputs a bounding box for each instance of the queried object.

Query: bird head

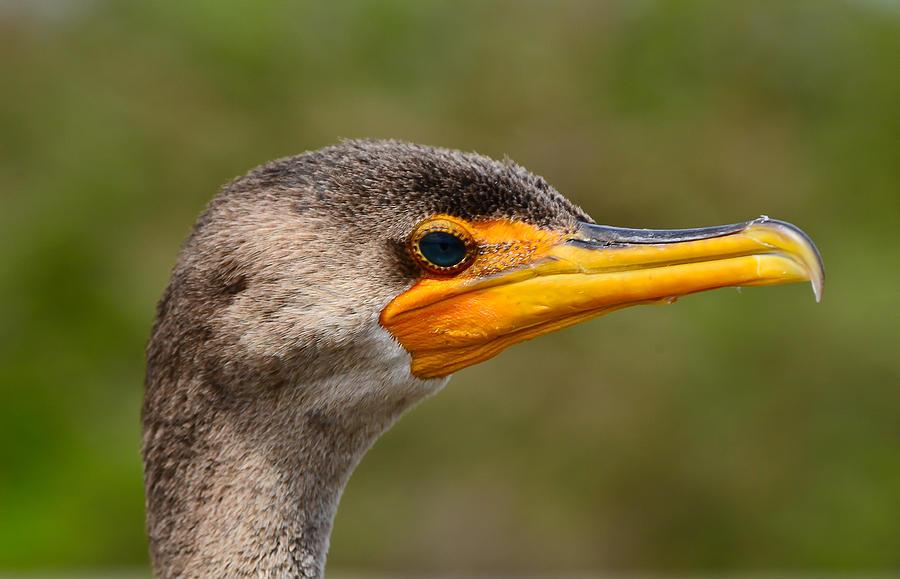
[151,140,822,417]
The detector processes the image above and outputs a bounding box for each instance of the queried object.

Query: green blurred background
[1,0,898,576]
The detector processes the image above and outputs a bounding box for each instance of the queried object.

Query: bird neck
[142,368,439,578]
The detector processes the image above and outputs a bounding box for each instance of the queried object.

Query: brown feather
[143,140,588,577]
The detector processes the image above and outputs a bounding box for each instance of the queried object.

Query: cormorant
[143,140,823,578]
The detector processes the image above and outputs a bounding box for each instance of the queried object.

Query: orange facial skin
[380,216,823,379]
[387,217,567,310]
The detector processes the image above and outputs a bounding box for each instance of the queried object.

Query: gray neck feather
[143,320,446,578]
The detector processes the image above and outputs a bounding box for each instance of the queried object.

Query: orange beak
[381,217,824,379]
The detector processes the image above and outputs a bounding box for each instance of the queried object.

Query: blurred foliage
[1,0,898,575]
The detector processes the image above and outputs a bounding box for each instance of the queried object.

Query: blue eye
[418,232,467,268]
[411,219,476,274]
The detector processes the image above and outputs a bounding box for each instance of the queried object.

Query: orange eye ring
[409,218,478,275]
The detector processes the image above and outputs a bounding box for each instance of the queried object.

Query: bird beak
[381,217,824,379]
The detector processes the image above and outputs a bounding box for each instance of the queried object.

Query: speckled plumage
[143,140,590,577]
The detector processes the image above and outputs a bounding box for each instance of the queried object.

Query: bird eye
[419,232,467,267]
[410,218,476,274]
